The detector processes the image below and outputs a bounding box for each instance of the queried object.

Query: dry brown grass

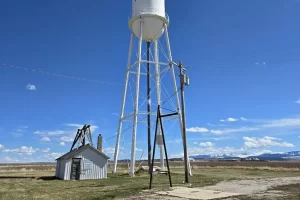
[110,161,300,172]
[2,161,300,173]
[0,164,55,172]
[1,166,300,200]
[190,165,300,171]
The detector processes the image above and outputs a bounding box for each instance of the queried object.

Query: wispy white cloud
[16,126,28,132]
[11,126,28,137]
[186,127,209,133]
[199,142,214,147]
[207,123,227,127]
[103,147,115,154]
[64,124,83,129]
[220,118,238,122]
[135,148,143,152]
[41,137,51,142]
[0,144,4,149]
[210,127,260,135]
[64,124,98,133]
[60,136,73,142]
[103,146,124,154]
[59,142,65,146]
[34,124,99,138]
[193,142,197,145]
[227,118,238,122]
[296,100,300,104]
[187,136,234,142]
[255,62,266,65]
[26,83,36,91]
[213,136,234,141]
[207,117,300,135]
[41,148,50,153]
[167,139,182,144]
[43,152,63,160]
[34,130,67,136]
[243,136,294,148]
[12,133,23,138]
[262,118,300,128]
[188,146,245,156]
[3,157,20,163]
[240,117,247,121]
[2,146,37,155]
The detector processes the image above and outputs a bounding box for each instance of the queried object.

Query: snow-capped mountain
[189,151,300,161]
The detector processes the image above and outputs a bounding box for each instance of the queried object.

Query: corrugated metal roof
[56,144,110,160]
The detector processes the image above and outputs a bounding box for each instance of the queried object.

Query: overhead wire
[1,28,184,162]
[101,30,181,150]
[120,65,179,163]
[161,107,177,113]
[128,78,135,108]
[119,86,180,137]
[154,33,178,110]
[146,38,177,111]
[2,46,300,85]
[165,119,179,157]
[128,33,179,123]
[0,62,122,85]
[194,47,300,65]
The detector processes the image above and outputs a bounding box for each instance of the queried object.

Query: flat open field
[2,161,300,172]
[111,160,300,170]
[1,162,300,199]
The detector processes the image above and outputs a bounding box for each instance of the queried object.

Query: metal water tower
[113,0,191,177]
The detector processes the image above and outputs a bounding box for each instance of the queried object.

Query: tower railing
[165,13,169,23]
[128,11,170,23]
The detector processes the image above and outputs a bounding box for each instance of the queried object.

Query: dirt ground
[2,165,300,200]
[205,176,300,199]
[120,176,300,200]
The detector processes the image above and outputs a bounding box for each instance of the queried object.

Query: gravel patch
[203,176,300,195]
[119,193,188,200]
[122,177,300,199]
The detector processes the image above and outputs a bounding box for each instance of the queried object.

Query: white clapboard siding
[59,160,66,179]
[55,145,108,180]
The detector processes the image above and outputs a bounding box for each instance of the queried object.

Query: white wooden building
[55,135,109,180]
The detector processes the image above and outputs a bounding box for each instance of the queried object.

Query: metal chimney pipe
[97,134,102,152]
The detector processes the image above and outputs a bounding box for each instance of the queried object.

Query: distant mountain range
[189,151,300,161]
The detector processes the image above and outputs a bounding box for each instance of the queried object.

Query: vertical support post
[129,20,143,177]
[149,106,159,189]
[113,32,134,174]
[164,24,192,176]
[147,41,152,174]
[154,40,164,170]
[179,63,189,184]
[149,105,173,189]
[159,109,172,187]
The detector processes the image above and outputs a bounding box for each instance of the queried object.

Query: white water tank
[129,0,169,41]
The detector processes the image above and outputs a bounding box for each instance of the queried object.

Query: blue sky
[1,0,300,163]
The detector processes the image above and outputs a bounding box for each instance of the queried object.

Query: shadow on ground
[0,176,59,180]
[36,176,59,181]
[0,176,36,179]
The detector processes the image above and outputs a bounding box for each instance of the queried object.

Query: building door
[70,158,81,180]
